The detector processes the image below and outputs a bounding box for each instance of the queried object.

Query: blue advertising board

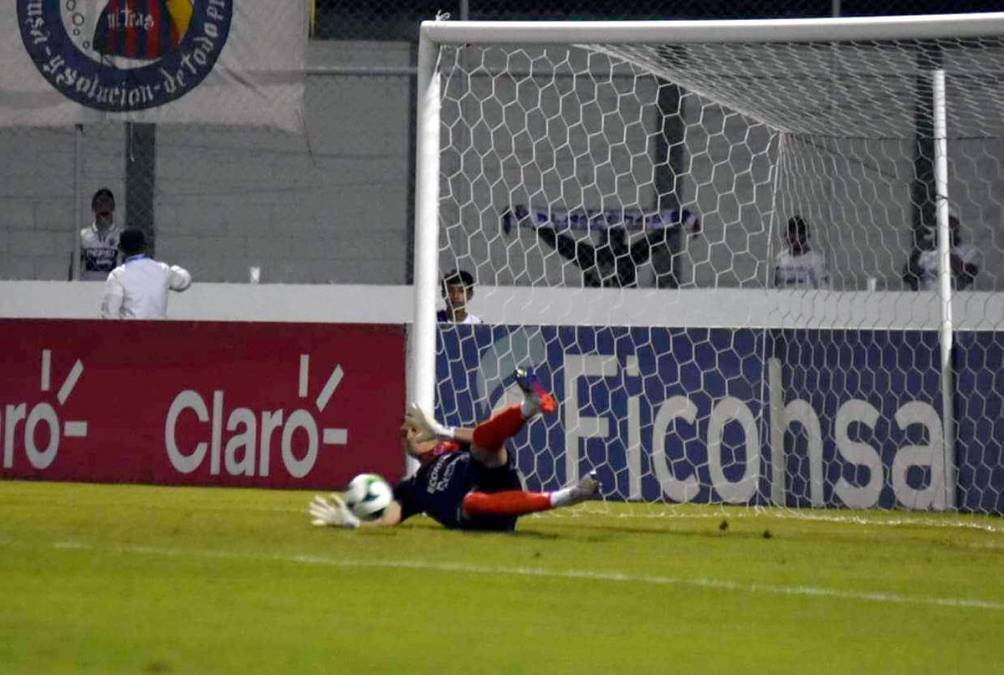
[436,325,1002,515]
[954,331,1004,515]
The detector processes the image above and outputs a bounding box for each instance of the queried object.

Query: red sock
[462,490,551,518]
[471,404,525,453]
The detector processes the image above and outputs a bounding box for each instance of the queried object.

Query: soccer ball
[344,473,393,521]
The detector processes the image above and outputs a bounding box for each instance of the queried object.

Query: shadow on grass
[393,512,759,542]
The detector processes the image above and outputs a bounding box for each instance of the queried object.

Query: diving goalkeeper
[309,369,599,531]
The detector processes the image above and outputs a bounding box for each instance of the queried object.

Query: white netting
[428,21,1004,518]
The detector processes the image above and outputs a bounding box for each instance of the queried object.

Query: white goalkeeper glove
[308,494,360,529]
[405,402,454,442]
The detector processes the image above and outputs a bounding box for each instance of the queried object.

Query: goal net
[413,14,1004,518]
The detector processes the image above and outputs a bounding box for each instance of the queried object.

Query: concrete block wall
[0,124,123,281]
[1,40,1002,291]
[154,40,415,284]
[0,42,415,285]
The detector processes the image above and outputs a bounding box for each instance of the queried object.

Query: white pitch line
[287,557,1004,611]
[7,538,1000,612]
[589,509,1004,534]
[758,511,1004,534]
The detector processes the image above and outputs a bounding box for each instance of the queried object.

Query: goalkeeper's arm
[360,501,402,528]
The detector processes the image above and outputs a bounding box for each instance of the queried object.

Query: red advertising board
[0,320,406,489]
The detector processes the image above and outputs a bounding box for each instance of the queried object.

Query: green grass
[1,481,1003,674]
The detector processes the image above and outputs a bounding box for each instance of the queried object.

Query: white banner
[1,1,306,132]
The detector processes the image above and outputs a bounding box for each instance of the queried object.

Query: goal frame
[411,12,1004,508]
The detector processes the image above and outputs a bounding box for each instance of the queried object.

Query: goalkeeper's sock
[471,404,525,452]
[462,490,552,517]
[519,398,538,418]
[461,473,602,518]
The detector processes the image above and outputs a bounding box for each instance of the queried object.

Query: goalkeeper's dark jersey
[393,441,522,531]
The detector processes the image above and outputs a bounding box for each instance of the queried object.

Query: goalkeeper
[309,369,598,531]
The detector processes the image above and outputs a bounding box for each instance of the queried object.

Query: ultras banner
[0,319,405,488]
[1,1,306,132]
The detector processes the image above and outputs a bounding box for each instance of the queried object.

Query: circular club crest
[18,1,233,112]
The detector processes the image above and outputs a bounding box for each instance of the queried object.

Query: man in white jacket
[101,229,191,319]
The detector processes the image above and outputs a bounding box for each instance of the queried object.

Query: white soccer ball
[344,473,393,521]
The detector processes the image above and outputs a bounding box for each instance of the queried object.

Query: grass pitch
[1,481,1003,674]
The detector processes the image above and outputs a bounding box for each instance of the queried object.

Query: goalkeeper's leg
[471,368,557,458]
[465,370,594,519]
[461,472,600,517]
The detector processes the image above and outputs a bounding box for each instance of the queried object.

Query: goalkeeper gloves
[308,494,360,529]
[405,402,455,442]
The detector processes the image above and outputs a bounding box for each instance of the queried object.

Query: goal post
[412,13,1004,516]
[410,34,442,416]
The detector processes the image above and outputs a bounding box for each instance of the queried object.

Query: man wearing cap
[101,229,192,319]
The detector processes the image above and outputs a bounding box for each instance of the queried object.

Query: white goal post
[412,13,1004,516]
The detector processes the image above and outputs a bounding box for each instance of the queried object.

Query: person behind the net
[309,369,599,531]
[772,215,829,289]
[903,205,979,291]
[72,188,122,281]
[437,268,482,324]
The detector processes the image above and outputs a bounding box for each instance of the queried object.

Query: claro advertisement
[0,320,406,489]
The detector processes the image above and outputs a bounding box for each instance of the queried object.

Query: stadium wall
[0,41,416,285]
[3,42,1004,290]
[0,281,1001,329]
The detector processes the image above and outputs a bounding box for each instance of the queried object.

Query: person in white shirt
[773,216,829,289]
[74,188,122,281]
[437,268,483,324]
[907,207,980,291]
[101,229,191,319]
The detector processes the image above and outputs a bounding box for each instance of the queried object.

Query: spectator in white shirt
[101,229,191,319]
[437,269,482,324]
[904,206,979,291]
[773,216,829,289]
[73,188,122,281]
